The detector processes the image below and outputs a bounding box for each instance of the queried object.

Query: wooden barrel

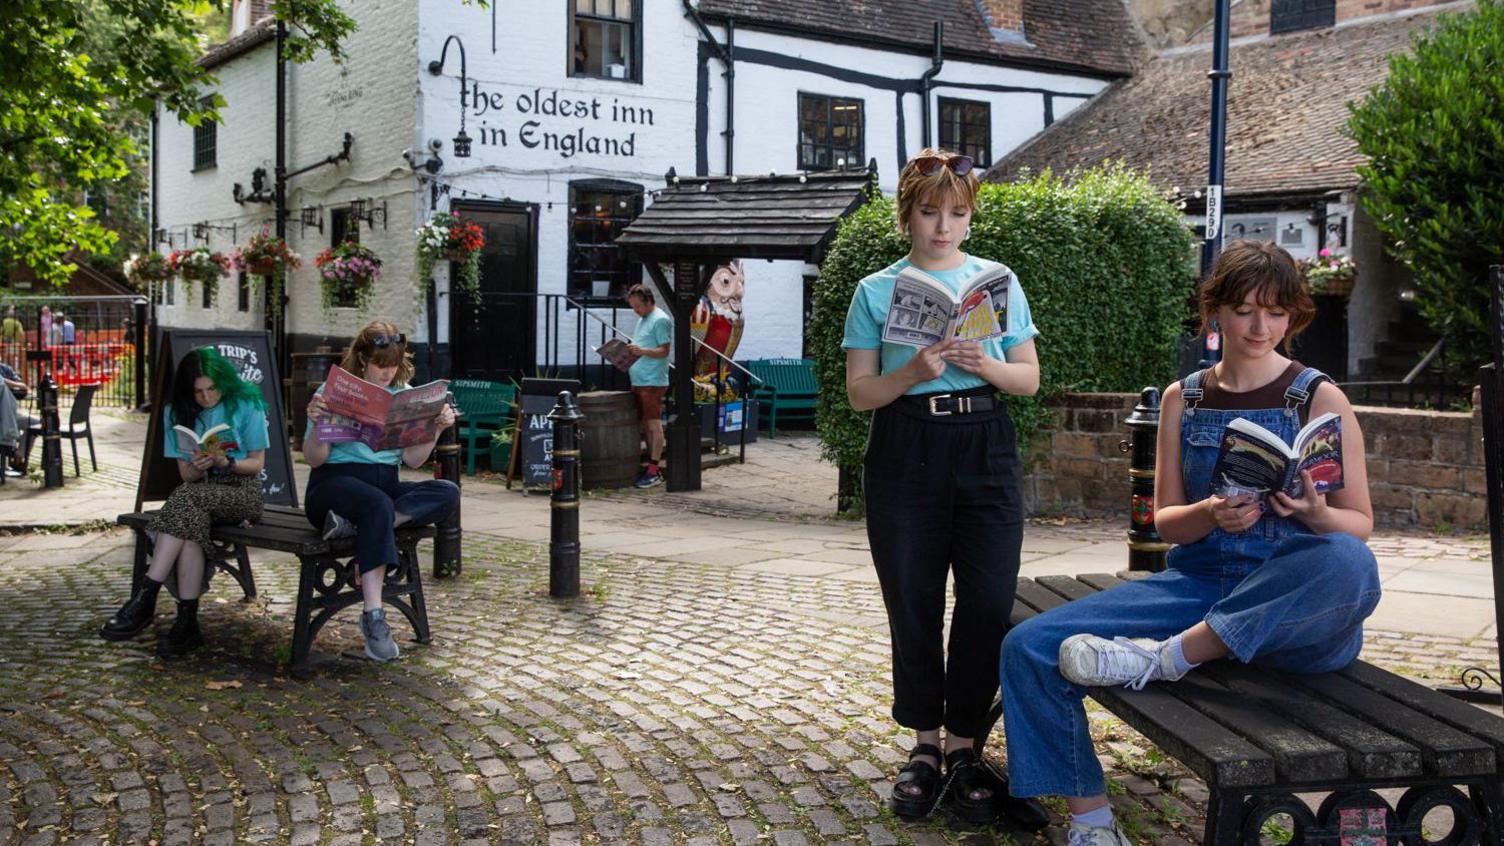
[577,390,640,490]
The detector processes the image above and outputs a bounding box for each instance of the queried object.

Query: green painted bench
[745,358,816,439]
[450,379,517,475]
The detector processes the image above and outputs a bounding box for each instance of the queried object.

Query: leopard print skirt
[145,472,264,551]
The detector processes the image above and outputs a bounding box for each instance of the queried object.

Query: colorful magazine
[881,264,1012,348]
[314,365,451,451]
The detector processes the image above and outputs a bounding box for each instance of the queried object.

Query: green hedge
[810,164,1196,499]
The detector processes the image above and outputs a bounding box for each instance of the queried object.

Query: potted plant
[123,252,170,292]
[1299,249,1358,297]
[415,212,485,299]
[314,241,382,316]
[489,427,513,473]
[167,247,231,306]
[231,229,302,317]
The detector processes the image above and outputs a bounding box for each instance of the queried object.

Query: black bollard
[433,395,463,578]
[548,390,583,598]
[1121,387,1169,571]
[38,372,64,488]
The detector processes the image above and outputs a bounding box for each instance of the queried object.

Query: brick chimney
[977,0,1026,41]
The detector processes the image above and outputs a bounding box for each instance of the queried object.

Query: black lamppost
[1196,0,1232,371]
[428,36,474,160]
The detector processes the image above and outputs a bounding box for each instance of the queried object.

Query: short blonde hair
[895,147,980,236]
[341,320,416,387]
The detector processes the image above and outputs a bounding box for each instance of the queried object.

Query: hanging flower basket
[314,241,382,316]
[231,229,302,318]
[123,252,170,290]
[415,212,486,300]
[1299,250,1358,298]
[167,247,231,306]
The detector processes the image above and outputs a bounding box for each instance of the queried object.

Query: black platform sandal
[972,698,1052,831]
[890,743,944,819]
[945,748,1001,824]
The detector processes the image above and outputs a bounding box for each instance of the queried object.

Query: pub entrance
[449,200,537,382]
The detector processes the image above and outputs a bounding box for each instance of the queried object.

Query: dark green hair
[171,346,265,431]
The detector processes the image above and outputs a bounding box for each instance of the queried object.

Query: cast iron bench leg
[382,539,430,644]
[1204,789,1248,846]
[1477,777,1504,842]
[290,554,317,677]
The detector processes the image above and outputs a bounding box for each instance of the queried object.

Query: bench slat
[1167,673,1351,783]
[1279,670,1496,777]
[1075,573,1131,592]
[1092,685,1277,789]
[1012,579,1070,621]
[1339,661,1504,763]
[1035,574,1098,603]
[1202,665,1423,779]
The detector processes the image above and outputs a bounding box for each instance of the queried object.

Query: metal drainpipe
[274,20,290,398]
[683,1,734,175]
[919,21,944,149]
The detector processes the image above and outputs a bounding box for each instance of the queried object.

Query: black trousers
[864,395,1024,738]
[305,463,459,573]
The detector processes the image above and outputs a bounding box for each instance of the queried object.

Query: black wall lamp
[428,35,473,158]
[349,198,387,230]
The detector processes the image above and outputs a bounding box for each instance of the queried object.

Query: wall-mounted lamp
[349,198,387,230]
[428,35,472,159]
[299,205,323,237]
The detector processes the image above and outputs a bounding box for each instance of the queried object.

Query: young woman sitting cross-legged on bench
[302,320,458,662]
[998,240,1382,846]
[100,347,269,657]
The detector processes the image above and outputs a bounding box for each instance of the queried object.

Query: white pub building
[152,0,1134,380]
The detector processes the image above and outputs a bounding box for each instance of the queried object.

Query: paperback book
[1210,412,1345,501]
[881,264,1012,348]
[314,365,451,451]
[173,423,235,457]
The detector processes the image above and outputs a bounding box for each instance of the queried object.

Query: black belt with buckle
[899,389,998,417]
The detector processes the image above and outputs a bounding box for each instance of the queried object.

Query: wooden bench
[117,505,433,675]
[745,358,817,438]
[1007,573,1504,845]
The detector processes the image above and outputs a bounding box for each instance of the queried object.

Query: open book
[882,264,1012,348]
[596,338,640,373]
[174,422,234,457]
[1210,412,1345,501]
[314,365,451,451]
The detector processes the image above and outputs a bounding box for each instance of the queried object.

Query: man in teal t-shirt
[625,283,671,488]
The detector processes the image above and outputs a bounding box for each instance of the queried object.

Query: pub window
[937,98,992,167]
[798,93,864,172]
[1271,0,1335,34]
[570,0,641,82]
[328,208,363,308]
[165,278,175,306]
[192,96,217,171]
[568,179,643,302]
[237,271,250,312]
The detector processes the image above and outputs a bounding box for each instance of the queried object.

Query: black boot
[99,577,163,641]
[156,599,203,658]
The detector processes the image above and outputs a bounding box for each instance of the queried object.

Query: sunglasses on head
[371,333,406,349]
[913,154,975,176]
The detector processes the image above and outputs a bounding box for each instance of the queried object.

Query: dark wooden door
[450,202,537,381]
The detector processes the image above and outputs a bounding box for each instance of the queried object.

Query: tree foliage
[0,0,356,286]
[1347,0,1504,372]
[810,165,1195,495]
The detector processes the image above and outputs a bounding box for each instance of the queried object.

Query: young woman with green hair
[100,346,270,657]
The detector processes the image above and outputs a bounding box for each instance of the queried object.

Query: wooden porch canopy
[614,165,875,492]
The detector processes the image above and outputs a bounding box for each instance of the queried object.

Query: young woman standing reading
[999,240,1380,845]
[843,148,1041,822]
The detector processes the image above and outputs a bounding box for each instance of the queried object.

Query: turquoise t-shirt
[305,384,403,466]
[629,307,672,388]
[842,255,1039,395]
[163,401,270,460]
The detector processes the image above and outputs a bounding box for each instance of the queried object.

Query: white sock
[1072,804,1114,830]
[1167,634,1199,677]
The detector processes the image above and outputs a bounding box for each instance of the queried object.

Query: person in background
[302,320,459,662]
[1,306,23,343]
[625,283,671,489]
[98,347,269,656]
[59,312,76,345]
[37,306,52,351]
[0,361,30,477]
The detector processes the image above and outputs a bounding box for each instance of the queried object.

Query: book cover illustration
[314,365,451,451]
[173,422,235,457]
[1210,412,1345,501]
[881,264,1011,348]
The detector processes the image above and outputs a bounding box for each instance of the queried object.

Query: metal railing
[1,295,147,412]
[1342,338,1465,409]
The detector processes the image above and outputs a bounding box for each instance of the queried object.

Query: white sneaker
[322,511,357,540]
[1059,634,1188,690]
[1067,822,1134,846]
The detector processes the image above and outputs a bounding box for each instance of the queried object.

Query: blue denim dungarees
[998,367,1381,798]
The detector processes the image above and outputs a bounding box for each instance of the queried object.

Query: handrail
[563,295,765,386]
[1342,338,1446,388]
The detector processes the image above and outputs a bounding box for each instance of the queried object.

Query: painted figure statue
[689,260,745,401]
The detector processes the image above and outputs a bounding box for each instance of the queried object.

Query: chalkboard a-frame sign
[510,377,581,490]
[133,329,298,511]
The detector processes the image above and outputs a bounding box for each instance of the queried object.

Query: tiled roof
[696,0,1142,77]
[198,16,275,69]
[987,8,1457,197]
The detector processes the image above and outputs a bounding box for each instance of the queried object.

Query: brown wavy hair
[1199,240,1316,341]
[340,320,415,386]
[895,147,980,237]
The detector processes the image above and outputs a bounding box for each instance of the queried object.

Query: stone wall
[1025,392,1487,530]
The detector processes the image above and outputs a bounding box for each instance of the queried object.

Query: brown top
[1198,361,1313,424]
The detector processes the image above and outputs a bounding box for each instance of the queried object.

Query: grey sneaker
[323,511,357,540]
[1059,634,1187,690]
[1067,822,1134,846]
[360,609,400,662]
